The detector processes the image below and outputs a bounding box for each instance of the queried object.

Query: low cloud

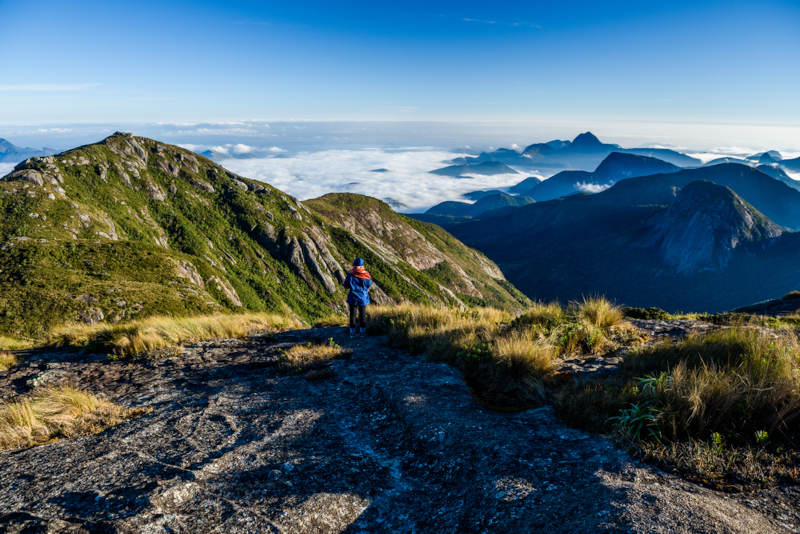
[219,148,526,212]
[575,181,612,194]
[0,163,17,177]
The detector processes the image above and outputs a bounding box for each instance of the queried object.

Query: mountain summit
[571,131,602,147]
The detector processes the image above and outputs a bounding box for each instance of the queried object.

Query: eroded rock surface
[0,329,797,533]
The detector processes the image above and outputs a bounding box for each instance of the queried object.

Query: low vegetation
[556,327,800,486]
[0,386,145,450]
[47,312,303,358]
[280,338,351,372]
[369,297,630,408]
[0,336,33,351]
[0,351,18,371]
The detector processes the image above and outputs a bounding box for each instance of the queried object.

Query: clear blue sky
[1,0,798,125]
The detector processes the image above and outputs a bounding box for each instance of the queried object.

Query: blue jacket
[344,272,372,306]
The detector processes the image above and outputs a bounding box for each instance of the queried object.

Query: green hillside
[0,133,528,338]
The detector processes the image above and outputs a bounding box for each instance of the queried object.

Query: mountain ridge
[0,133,528,338]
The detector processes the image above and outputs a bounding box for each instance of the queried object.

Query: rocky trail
[0,324,798,533]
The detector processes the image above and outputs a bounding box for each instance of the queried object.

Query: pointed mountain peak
[571,131,602,147]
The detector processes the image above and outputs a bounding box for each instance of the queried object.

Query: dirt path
[0,328,797,533]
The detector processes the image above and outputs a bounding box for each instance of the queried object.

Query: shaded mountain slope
[0,133,527,337]
[433,175,800,312]
[425,192,535,219]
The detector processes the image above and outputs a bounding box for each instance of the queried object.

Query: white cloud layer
[0,163,17,177]
[219,148,528,211]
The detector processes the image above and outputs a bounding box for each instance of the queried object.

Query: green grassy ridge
[0,133,527,338]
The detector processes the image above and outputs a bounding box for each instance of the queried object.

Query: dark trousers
[349,303,366,329]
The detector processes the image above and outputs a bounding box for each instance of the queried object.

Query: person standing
[343,257,372,338]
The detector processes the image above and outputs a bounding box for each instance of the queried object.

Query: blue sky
[1,0,799,125]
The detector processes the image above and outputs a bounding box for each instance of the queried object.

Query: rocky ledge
[0,327,798,533]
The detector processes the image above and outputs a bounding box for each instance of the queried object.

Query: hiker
[343,257,372,338]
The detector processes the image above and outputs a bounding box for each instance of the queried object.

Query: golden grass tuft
[493,332,557,376]
[575,296,624,329]
[47,312,304,358]
[312,314,348,327]
[0,386,145,450]
[280,339,350,371]
[0,351,18,371]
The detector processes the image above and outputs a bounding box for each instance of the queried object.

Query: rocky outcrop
[650,181,782,273]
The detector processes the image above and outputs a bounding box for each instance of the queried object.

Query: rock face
[0,329,795,532]
[651,181,782,273]
[0,134,528,337]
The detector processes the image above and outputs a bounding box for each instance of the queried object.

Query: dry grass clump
[0,351,18,371]
[0,386,145,450]
[280,339,350,372]
[48,312,303,358]
[574,296,624,330]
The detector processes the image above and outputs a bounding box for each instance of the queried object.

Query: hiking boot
[359,328,366,338]
[349,328,357,338]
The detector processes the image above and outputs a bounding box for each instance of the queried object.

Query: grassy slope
[0,134,526,339]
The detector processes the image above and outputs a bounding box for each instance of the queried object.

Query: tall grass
[0,386,144,450]
[556,326,800,484]
[47,312,304,357]
[368,299,626,408]
[0,351,18,371]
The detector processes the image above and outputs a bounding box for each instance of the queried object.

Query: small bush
[0,351,18,371]
[48,312,303,358]
[783,291,800,301]
[0,386,145,450]
[511,302,565,332]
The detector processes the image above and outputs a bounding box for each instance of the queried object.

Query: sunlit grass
[47,312,304,357]
[368,298,627,408]
[280,338,350,371]
[0,386,146,450]
[0,336,34,351]
[0,351,18,371]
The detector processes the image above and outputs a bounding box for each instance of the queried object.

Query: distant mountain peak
[652,180,782,273]
[571,131,602,147]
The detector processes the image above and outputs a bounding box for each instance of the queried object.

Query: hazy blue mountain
[781,157,800,172]
[463,189,509,201]
[747,150,782,164]
[593,163,800,230]
[425,192,534,219]
[756,164,800,191]
[430,160,519,177]
[622,147,701,167]
[510,152,679,201]
[705,156,750,166]
[0,138,52,162]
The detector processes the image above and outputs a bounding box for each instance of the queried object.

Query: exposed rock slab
[0,329,796,533]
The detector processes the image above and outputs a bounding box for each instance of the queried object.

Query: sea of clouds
[0,162,16,177]
[219,148,529,212]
